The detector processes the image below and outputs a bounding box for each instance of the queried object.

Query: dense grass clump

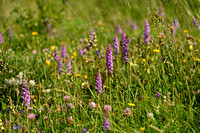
[0,0,200,132]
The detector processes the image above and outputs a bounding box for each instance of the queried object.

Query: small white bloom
[147,112,154,119]
[89,102,96,110]
[29,80,35,86]
[18,72,23,79]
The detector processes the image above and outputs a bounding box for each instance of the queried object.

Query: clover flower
[64,95,70,102]
[68,116,73,125]
[28,113,36,120]
[124,108,131,117]
[88,102,96,110]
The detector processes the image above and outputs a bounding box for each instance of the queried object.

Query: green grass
[0,0,200,132]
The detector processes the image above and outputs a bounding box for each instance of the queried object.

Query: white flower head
[29,80,35,86]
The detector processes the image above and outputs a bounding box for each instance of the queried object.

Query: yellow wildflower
[72,40,75,44]
[57,108,61,112]
[147,69,150,74]
[31,31,37,36]
[84,37,88,42]
[53,97,56,100]
[153,49,160,53]
[192,57,195,60]
[47,54,50,58]
[81,82,86,86]
[183,60,186,63]
[128,103,135,106]
[142,59,146,63]
[159,35,162,39]
[157,16,162,20]
[88,99,91,103]
[112,113,115,116]
[196,58,200,62]
[30,95,35,99]
[73,52,76,57]
[75,74,80,77]
[184,30,189,33]
[67,73,71,76]
[170,26,174,30]
[33,99,37,103]
[189,45,193,50]
[51,73,54,76]
[83,57,88,61]
[45,60,50,66]
[84,75,88,79]
[0,119,4,130]
[130,62,133,66]
[140,127,145,131]
[50,46,55,50]
[63,58,66,62]
[71,55,74,59]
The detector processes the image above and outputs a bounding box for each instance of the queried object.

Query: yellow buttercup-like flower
[183,60,186,63]
[57,108,61,112]
[153,49,160,53]
[170,26,174,30]
[45,60,50,66]
[142,59,146,63]
[184,30,189,33]
[189,45,193,50]
[75,74,80,77]
[50,46,55,50]
[83,57,88,61]
[32,32,38,36]
[157,16,162,20]
[71,55,75,59]
[128,103,135,106]
[84,75,88,79]
[130,62,133,67]
[140,127,145,131]
[73,52,76,57]
[196,58,200,62]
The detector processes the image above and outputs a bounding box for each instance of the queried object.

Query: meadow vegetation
[0,0,200,132]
